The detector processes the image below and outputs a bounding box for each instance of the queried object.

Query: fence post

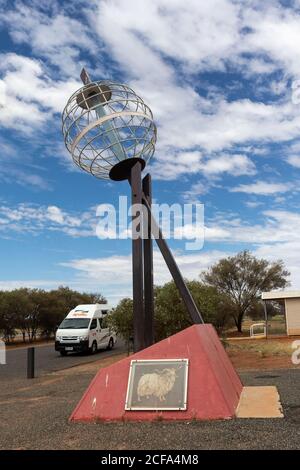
[27,347,35,379]
[0,340,5,365]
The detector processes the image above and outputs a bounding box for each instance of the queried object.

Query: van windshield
[58,318,90,329]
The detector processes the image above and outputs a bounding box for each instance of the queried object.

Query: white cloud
[86,0,300,181]
[255,241,300,289]
[230,181,293,195]
[182,182,211,202]
[47,206,65,224]
[0,166,50,190]
[151,152,256,181]
[0,203,91,236]
[203,209,300,245]
[203,154,256,176]
[1,1,300,180]
[4,204,300,301]
[94,0,241,73]
[0,279,63,290]
[0,53,79,132]
[245,200,263,208]
[0,3,96,77]
[287,154,300,168]
[61,248,229,302]
[60,204,300,298]
[242,4,300,77]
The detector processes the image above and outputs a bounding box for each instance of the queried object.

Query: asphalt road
[0,340,126,380]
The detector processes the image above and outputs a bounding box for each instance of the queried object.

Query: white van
[55,304,116,356]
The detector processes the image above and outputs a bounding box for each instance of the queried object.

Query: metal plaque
[125,359,189,411]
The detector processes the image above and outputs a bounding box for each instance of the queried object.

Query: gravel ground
[0,359,300,450]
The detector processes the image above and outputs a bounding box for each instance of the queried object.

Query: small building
[261,291,300,336]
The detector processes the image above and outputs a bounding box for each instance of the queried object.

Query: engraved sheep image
[137,368,177,402]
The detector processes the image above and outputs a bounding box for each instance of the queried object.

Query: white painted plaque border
[125,358,189,411]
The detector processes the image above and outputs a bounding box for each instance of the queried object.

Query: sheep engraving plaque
[125,359,189,411]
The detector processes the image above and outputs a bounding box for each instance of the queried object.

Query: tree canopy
[201,250,290,332]
[0,286,106,343]
[107,280,233,347]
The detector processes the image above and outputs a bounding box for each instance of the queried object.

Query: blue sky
[1,0,300,304]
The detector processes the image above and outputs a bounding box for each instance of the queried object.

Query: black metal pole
[142,174,155,347]
[27,347,35,379]
[129,161,145,352]
[142,194,204,325]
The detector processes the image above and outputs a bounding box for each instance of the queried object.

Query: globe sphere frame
[62,81,157,180]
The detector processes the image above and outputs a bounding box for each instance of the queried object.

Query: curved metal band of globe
[63,82,153,130]
[63,97,152,130]
[70,121,155,165]
[65,112,155,179]
[62,99,154,139]
[76,141,153,180]
[71,134,155,179]
[65,118,155,161]
[69,111,154,157]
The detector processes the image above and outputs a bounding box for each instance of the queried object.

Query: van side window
[99,318,103,329]
[90,319,97,330]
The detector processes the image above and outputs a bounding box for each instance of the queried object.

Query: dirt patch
[16,377,64,392]
[228,350,296,370]
[224,336,300,370]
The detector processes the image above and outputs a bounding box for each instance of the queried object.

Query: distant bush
[0,286,106,343]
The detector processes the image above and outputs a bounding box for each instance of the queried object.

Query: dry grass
[225,337,297,358]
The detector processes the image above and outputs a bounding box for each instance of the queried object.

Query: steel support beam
[129,161,145,352]
[142,174,155,347]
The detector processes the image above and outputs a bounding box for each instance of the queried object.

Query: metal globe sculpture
[62,79,157,180]
[61,69,203,353]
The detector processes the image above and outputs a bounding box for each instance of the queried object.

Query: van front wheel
[107,338,114,350]
[90,341,98,355]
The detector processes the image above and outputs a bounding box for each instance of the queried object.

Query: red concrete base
[70,324,243,422]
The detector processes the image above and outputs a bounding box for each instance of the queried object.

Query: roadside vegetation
[0,287,106,344]
[0,250,290,345]
[109,251,290,344]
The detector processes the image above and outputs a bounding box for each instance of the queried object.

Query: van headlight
[80,335,89,341]
[56,335,62,341]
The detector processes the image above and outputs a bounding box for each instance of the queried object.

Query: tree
[4,289,33,342]
[155,280,232,340]
[108,281,232,349]
[0,291,16,343]
[0,286,106,344]
[107,298,133,353]
[201,250,290,332]
[37,287,107,339]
